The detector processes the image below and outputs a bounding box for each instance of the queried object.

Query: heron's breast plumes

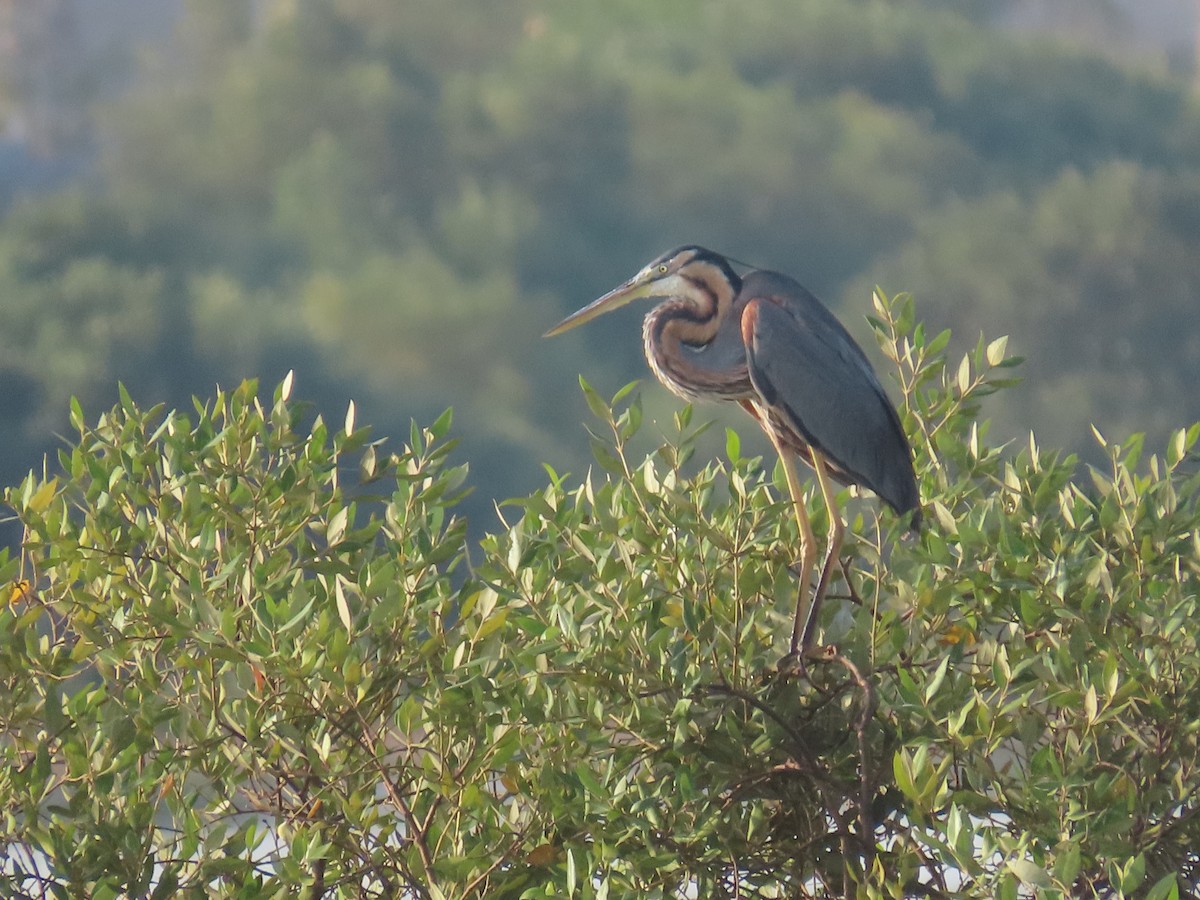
[642,298,754,402]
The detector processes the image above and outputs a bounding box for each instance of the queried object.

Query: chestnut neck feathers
[641,249,751,401]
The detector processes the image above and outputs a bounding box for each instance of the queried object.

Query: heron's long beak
[543,276,657,337]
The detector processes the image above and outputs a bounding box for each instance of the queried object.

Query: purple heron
[545,246,920,657]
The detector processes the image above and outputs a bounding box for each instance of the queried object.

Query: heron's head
[544,246,741,337]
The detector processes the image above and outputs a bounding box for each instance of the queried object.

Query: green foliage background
[3,294,1199,897]
[2,0,1200,526]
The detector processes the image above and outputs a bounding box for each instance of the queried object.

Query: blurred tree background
[2,0,1200,532]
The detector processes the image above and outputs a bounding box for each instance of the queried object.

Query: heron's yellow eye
[658,264,668,274]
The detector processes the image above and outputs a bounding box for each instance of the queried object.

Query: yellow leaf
[937,623,977,647]
[474,608,508,642]
[27,478,58,513]
[8,580,32,607]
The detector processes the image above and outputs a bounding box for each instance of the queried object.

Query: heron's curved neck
[642,266,747,401]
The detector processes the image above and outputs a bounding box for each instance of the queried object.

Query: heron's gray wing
[741,294,919,520]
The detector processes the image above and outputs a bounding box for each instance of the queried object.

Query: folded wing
[739,280,920,526]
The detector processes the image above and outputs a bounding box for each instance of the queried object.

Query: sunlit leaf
[26,478,58,513]
[956,355,971,395]
[7,579,32,607]
[334,577,353,636]
[985,335,1009,367]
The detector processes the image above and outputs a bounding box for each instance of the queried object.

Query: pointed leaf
[1146,873,1181,900]
[986,335,1009,367]
[872,287,888,317]
[335,578,353,634]
[70,396,86,431]
[1008,860,1051,889]
[327,507,349,546]
[580,376,610,422]
[26,478,58,514]
[1083,684,1098,725]
[956,356,971,395]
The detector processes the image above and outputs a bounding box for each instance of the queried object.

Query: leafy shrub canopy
[2,293,1199,898]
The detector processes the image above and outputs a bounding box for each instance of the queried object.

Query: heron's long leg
[798,451,844,654]
[764,430,818,657]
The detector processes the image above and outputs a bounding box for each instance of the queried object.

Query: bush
[2,293,1199,897]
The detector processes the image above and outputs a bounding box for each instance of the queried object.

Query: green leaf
[893,750,918,802]
[580,376,610,423]
[1008,859,1051,889]
[1120,854,1146,894]
[474,608,508,641]
[70,396,86,431]
[431,407,454,439]
[725,428,741,463]
[1054,841,1081,886]
[1146,873,1181,900]
[926,328,952,356]
[611,380,640,406]
[1169,427,1187,468]
[924,656,950,702]
[588,437,623,474]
